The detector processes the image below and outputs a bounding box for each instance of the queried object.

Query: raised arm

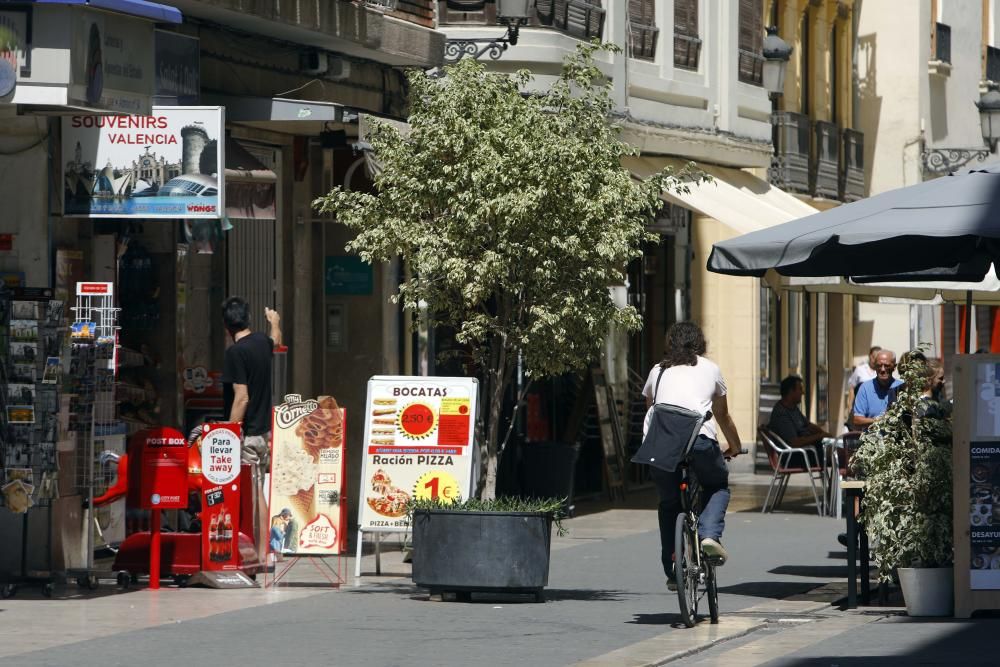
[265,307,282,348]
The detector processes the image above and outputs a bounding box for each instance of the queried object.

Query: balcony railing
[770,112,866,202]
[738,49,763,85]
[987,45,1000,83]
[769,111,811,195]
[934,22,951,65]
[840,128,865,202]
[674,32,701,70]
[813,121,841,200]
[630,21,659,61]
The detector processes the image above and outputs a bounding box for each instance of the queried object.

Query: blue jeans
[650,435,731,577]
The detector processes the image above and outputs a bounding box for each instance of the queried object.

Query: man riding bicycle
[641,322,743,589]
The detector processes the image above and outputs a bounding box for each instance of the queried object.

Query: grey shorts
[243,433,271,471]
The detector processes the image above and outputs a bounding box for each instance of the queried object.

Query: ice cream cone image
[291,486,316,520]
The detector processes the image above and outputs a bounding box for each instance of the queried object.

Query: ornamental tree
[314,43,704,499]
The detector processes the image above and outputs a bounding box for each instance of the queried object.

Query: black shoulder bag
[630,367,708,473]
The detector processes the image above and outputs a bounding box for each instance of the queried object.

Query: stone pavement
[0,470,978,666]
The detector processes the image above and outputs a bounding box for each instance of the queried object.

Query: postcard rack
[67,282,121,588]
[0,287,65,598]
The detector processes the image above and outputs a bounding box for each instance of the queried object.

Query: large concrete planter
[411,509,552,602]
[898,567,954,617]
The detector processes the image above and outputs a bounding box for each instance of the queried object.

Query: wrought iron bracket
[921,146,992,176]
[444,21,524,62]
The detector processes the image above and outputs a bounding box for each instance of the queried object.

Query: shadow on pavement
[773,619,1000,666]
[716,581,824,599]
[628,612,689,628]
[769,565,853,578]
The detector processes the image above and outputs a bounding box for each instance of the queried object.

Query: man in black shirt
[222,297,281,562]
[222,296,281,470]
[768,375,830,466]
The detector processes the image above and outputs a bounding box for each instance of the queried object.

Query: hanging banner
[62,106,225,219]
[200,422,241,571]
[268,395,347,555]
[357,376,478,532]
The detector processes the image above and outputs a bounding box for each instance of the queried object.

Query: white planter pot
[897,567,953,617]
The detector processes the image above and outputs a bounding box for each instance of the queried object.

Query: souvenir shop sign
[357,376,478,532]
[62,106,225,219]
[269,395,347,555]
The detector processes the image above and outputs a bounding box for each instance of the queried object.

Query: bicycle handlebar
[724,447,749,461]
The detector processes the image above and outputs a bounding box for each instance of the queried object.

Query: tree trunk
[481,347,508,500]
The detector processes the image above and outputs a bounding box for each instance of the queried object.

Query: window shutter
[738,0,763,84]
[674,0,699,69]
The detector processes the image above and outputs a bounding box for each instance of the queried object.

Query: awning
[209,96,350,123]
[28,0,182,23]
[623,156,817,235]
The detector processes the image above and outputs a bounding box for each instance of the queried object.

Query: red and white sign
[201,423,241,570]
[76,281,113,295]
[201,424,240,485]
[357,376,478,533]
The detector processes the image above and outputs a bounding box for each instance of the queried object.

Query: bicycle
[674,446,746,628]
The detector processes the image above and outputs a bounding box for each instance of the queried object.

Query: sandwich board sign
[355,375,478,576]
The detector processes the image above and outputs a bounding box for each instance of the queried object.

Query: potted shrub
[852,351,953,616]
[409,497,566,602]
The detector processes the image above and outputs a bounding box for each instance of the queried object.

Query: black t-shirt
[222,332,274,436]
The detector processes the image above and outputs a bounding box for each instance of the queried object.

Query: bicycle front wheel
[674,513,698,628]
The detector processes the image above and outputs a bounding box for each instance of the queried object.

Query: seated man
[769,375,830,465]
[853,349,903,430]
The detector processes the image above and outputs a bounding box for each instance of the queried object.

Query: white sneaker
[701,538,728,565]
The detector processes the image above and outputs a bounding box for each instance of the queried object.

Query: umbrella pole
[965,290,973,354]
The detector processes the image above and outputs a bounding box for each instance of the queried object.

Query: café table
[842,480,871,609]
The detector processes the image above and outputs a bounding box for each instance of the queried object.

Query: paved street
[0,477,984,666]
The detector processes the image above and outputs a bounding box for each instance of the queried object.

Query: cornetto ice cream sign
[62,106,225,219]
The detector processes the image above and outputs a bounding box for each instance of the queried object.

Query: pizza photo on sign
[367,468,410,518]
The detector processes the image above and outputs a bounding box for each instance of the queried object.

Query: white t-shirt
[641,356,727,441]
[848,363,877,390]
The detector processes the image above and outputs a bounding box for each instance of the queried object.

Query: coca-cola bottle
[222,512,233,561]
[206,515,217,562]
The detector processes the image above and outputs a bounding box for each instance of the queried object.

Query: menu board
[269,394,347,555]
[972,361,1000,589]
[357,376,478,532]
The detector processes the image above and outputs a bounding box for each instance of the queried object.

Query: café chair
[757,427,825,516]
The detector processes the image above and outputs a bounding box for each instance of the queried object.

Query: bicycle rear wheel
[705,561,719,624]
[674,514,698,628]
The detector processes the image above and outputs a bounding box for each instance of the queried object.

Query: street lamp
[762,26,793,97]
[977,83,1000,152]
[921,87,998,174]
[444,0,536,62]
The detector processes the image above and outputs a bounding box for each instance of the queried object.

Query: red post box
[138,428,189,510]
[136,427,188,588]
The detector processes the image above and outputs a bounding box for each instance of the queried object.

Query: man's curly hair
[660,321,707,369]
